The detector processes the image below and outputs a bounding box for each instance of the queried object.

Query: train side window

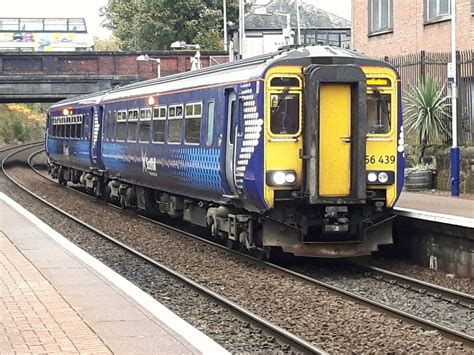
[167,104,183,143]
[270,91,300,135]
[206,101,215,146]
[139,108,152,142]
[152,106,166,143]
[127,109,138,142]
[185,102,202,144]
[65,116,71,138]
[84,114,90,140]
[367,91,391,134]
[116,111,127,141]
[59,122,65,138]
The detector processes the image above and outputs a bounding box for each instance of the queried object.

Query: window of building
[116,111,127,141]
[152,106,167,143]
[167,105,183,143]
[19,18,43,31]
[43,18,68,31]
[369,0,393,34]
[68,18,86,32]
[184,102,202,144]
[425,0,451,22]
[206,101,215,146]
[127,109,138,142]
[139,108,152,142]
[0,19,19,31]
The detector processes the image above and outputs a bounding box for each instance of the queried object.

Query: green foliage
[100,0,239,50]
[404,77,451,164]
[94,35,123,51]
[0,104,46,145]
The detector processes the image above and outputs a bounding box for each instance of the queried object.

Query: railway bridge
[0,51,227,103]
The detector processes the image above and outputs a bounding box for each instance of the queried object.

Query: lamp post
[223,0,228,51]
[136,54,161,78]
[239,0,245,59]
[295,0,301,46]
[449,0,459,196]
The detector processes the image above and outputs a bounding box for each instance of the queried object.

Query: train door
[224,88,239,197]
[90,106,104,170]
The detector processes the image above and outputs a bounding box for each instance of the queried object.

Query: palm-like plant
[404,77,451,165]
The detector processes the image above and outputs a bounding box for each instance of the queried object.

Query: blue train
[46,46,404,258]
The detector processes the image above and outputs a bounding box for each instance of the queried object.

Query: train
[45,46,404,258]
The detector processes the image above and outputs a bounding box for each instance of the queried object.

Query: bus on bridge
[0,17,93,52]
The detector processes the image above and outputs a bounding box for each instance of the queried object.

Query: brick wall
[352,0,473,56]
[0,51,228,80]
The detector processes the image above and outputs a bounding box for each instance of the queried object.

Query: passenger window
[206,101,215,146]
[167,104,183,143]
[367,90,391,134]
[152,106,166,143]
[127,110,138,142]
[104,111,110,141]
[270,91,300,135]
[83,115,90,140]
[139,108,152,142]
[185,102,202,144]
[116,111,127,141]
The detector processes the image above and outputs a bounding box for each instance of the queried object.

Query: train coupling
[323,206,349,233]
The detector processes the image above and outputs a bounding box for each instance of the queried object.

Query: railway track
[2,143,327,355]
[3,144,473,351]
[26,147,474,348]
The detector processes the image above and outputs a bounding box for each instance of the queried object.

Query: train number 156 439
[365,155,396,165]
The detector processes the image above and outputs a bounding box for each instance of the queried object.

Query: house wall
[352,0,473,56]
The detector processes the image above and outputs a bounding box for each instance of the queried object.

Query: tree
[100,0,239,51]
[404,77,451,164]
[94,35,123,51]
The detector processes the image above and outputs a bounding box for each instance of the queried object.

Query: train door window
[206,100,215,146]
[367,90,391,134]
[185,102,202,144]
[270,91,300,135]
[229,98,236,145]
[65,117,71,138]
[52,118,57,137]
[152,106,166,143]
[70,116,77,139]
[104,111,111,141]
[116,111,127,141]
[110,111,117,141]
[127,109,138,142]
[139,108,152,142]
[167,104,183,143]
[83,114,90,140]
[77,115,84,139]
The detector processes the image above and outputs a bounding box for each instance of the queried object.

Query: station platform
[395,191,474,227]
[0,193,228,355]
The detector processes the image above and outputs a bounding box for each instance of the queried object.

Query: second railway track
[2,143,473,352]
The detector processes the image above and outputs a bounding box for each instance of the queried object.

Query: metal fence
[383,50,473,145]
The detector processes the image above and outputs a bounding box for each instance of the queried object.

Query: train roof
[50,45,391,109]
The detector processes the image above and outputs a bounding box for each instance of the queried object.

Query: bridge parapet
[0,51,228,102]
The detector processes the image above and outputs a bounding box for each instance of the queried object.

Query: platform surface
[395,191,474,224]
[0,193,228,355]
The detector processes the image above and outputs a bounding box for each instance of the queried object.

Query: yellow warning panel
[319,84,351,196]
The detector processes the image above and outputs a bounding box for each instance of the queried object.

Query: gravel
[1,147,471,353]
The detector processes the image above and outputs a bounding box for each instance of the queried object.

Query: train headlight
[267,170,297,186]
[378,172,389,183]
[367,172,378,183]
[366,171,395,185]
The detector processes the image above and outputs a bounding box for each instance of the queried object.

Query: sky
[3,0,351,39]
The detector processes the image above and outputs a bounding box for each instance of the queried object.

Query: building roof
[245,0,350,30]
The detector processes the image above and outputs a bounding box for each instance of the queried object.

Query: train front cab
[262,63,401,257]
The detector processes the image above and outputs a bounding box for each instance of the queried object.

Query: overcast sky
[4,0,351,39]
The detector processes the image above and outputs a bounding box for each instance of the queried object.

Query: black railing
[384,50,473,145]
